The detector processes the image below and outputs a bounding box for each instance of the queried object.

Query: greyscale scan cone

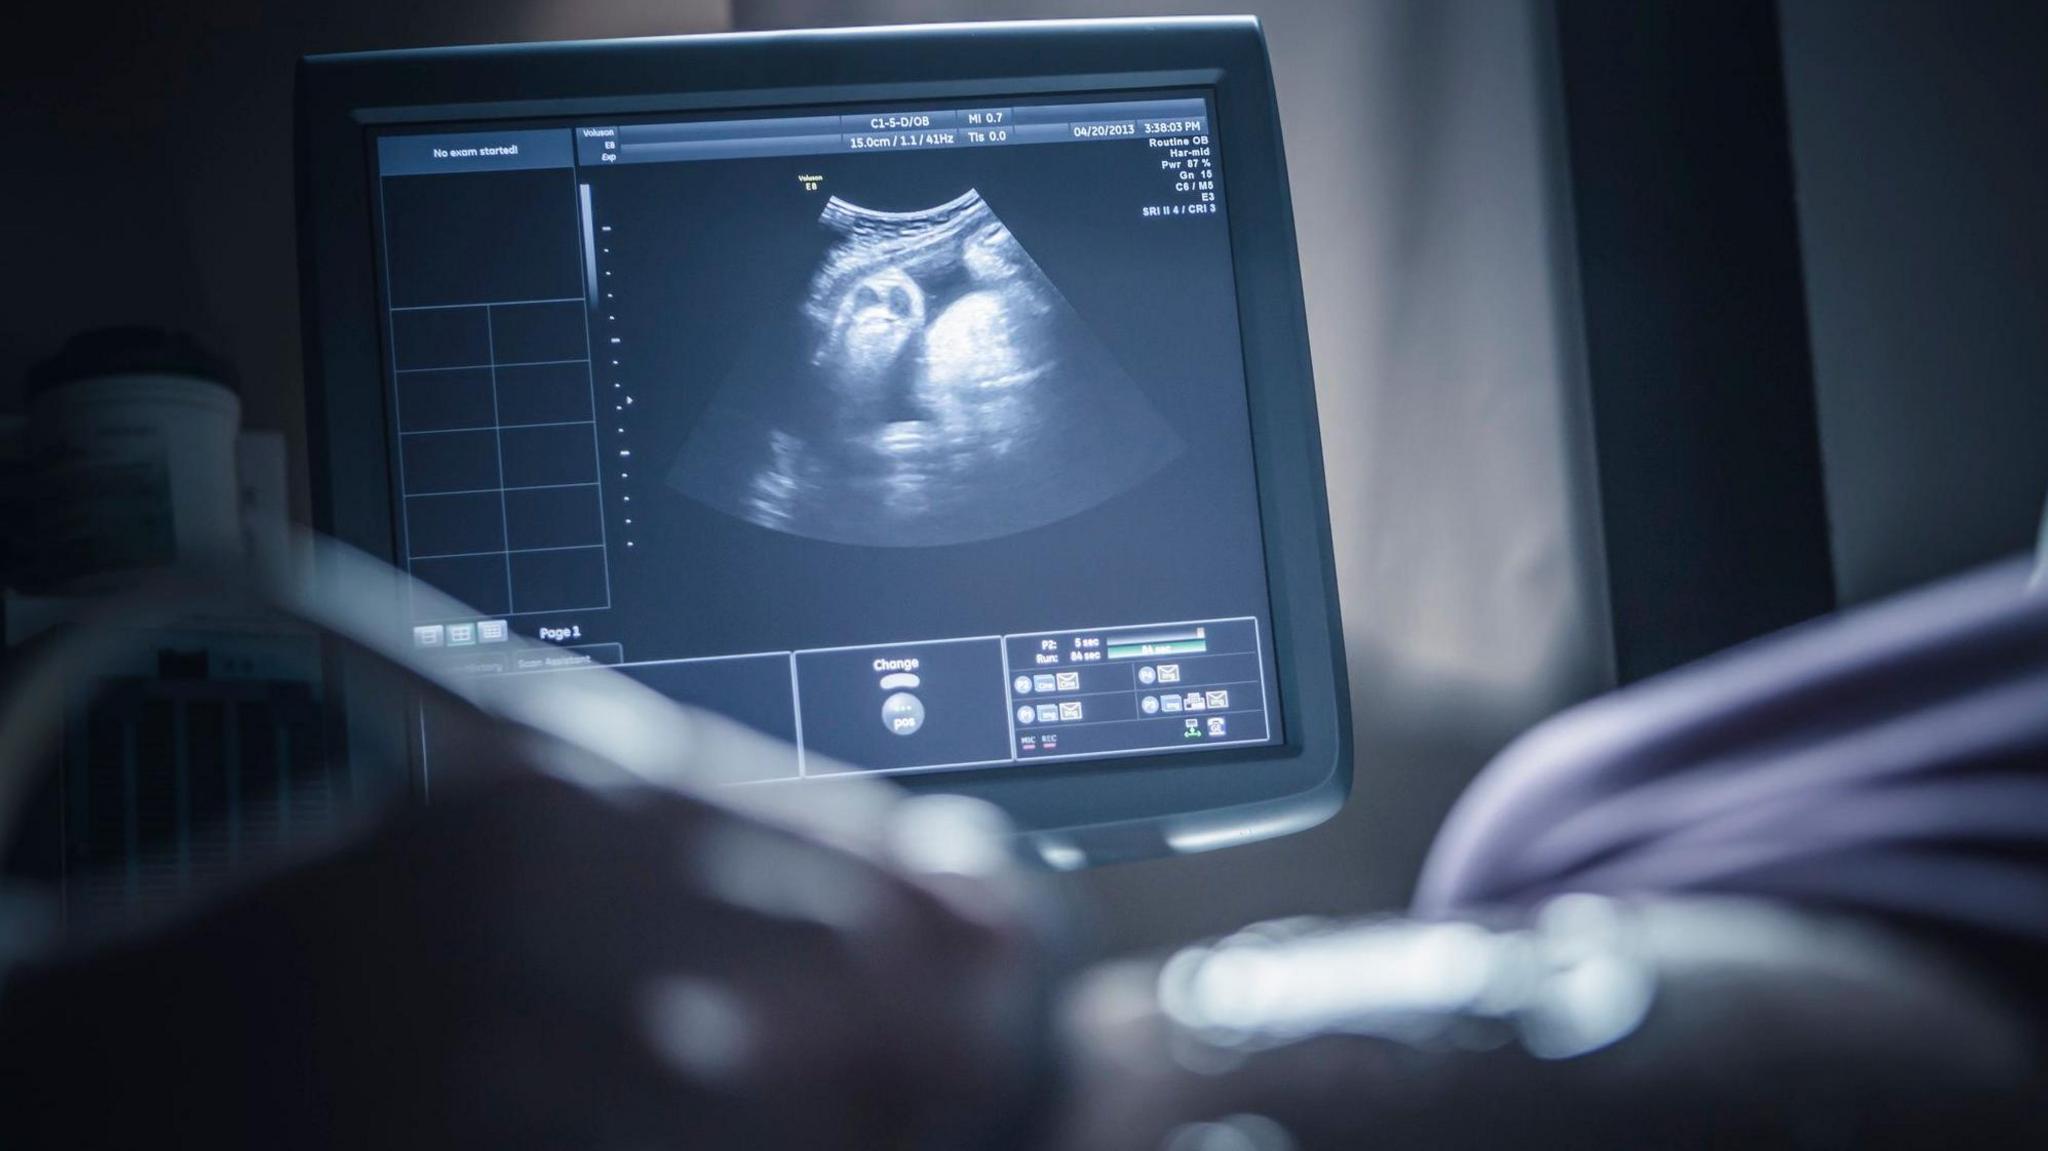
[669,190,1182,547]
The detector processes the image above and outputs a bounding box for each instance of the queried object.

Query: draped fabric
[1416,559,2048,950]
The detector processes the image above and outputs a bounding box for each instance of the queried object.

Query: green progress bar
[1107,638,1209,659]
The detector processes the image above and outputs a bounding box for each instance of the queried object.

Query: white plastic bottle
[26,328,245,590]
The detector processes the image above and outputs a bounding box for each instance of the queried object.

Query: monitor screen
[370,90,1281,779]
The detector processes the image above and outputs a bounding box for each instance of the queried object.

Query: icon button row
[1141,689,1229,715]
[1016,700,1085,725]
[414,619,510,648]
[1013,671,1082,694]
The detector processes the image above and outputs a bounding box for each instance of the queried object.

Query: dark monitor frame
[297,16,1349,865]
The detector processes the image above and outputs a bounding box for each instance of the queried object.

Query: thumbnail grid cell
[390,298,609,619]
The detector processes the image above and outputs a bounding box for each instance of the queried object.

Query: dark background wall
[4,0,2043,954]
[0,0,730,517]
[1779,0,2048,604]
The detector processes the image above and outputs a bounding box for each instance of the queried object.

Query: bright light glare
[1157,895,1655,1060]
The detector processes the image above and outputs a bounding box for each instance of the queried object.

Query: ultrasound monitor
[298,18,1348,863]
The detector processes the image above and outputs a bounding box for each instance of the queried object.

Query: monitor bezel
[298,17,1350,864]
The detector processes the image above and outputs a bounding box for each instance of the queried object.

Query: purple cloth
[1415,559,2048,947]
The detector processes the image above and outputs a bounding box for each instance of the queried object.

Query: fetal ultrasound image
[669,190,1183,547]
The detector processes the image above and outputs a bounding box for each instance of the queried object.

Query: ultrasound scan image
[669,190,1183,547]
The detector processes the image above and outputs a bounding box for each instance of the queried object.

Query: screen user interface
[371,91,1281,777]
